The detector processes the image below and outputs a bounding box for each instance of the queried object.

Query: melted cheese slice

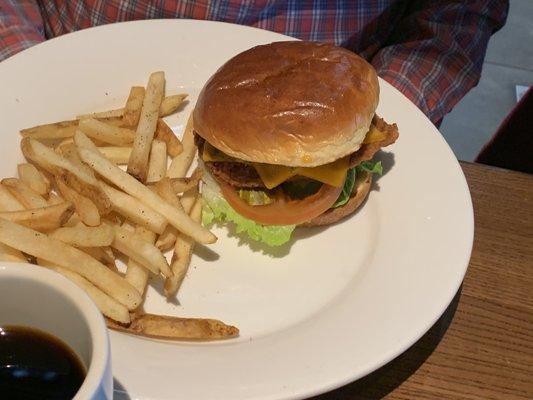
[363,124,387,144]
[201,122,384,189]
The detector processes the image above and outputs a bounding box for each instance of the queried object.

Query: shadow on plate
[113,377,132,400]
[311,286,462,400]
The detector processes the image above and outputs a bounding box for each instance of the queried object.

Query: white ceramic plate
[0,20,474,400]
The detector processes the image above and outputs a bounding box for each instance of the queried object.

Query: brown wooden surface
[314,162,533,400]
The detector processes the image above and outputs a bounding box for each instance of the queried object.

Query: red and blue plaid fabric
[0,0,508,124]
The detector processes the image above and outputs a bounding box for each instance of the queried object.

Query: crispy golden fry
[0,185,25,211]
[80,246,118,272]
[167,113,196,178]
[154,225,177,251]
[78,146,216,244]
[23,138,97,185]
[125,226,155,296]
[154,119,182,157]
[47,192,64,206]
[106,313,239,340]
[77,108,124,120]
[0,242,27,262]
[98,147,132,164]
[20,118,122,140]
[153,178,185,211]
[155,183,198,251]
[159,94,187,116]
[75,93,187,123]
[2,178,49,209]
[165,198,202,296]
[99,183,167,234]
[146,139,167,183]
[17,163,51,196]
[122,86,145,127]
[60,172,111,215]
[169,168,203,194]
[153,178,186,250]
[56,177,101,226]
[50,224,114,247]
[127,72,165,182]
[78,118,135,146]
[38,261,130,324]
[54,140,96,177]
[111,224,171,277]
[0,202,74,232]
[0,218,140,309]
[20,120,79,140]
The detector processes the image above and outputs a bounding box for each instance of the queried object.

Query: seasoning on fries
[4,72,238,341]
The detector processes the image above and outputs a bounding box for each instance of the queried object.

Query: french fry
[2,178,49,209]
[106,313,239,340]
[54,140,96,178]
[80,246,118,272]
[167,113,196,178]
[0,185,25,211]
[159,94,188,117]
[122,86,145,127]
[78,118,135,146]
[169,168,203,193]
[22,138,110,213]
[0,202,74,231]
[111,224,172,277]
[38,261,130,324]
[56,178,101,226]
[125,226,155,296]
[60,172,111,215]
[50,224,114,247]
[20,118,122,140]
[127,71,165,182]
[0,218,140,309]
[154,119,182,157]
[98,147,132,164]
[0,242,27,262]
[155,186,198,250]
[77,108,124,120]
[17,163,51,196]
[165,198,202,296]
[47,192,64,205]
[77,146,216,244]
[99,183,167,234]
[75,93,187,123]
[20,120,79,140]
[146,139,167,183]
[22,138,98,186]
[153,178,186,250]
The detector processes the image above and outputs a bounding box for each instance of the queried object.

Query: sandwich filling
[199,115,399,246]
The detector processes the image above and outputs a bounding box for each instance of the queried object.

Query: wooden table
[314,162,533,400]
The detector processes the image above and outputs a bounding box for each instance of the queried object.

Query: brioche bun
[194,41,379,167]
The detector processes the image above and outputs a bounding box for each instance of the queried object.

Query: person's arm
[371,0,509,125]
[0,0,45,62]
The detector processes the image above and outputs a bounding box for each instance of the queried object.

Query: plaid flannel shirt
[0,0,508,124]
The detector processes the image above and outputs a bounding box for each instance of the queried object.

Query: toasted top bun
[193,41,379,167]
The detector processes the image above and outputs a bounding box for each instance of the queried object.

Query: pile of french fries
[0,72,238,341]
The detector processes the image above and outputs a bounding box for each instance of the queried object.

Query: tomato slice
[219,180,343,225]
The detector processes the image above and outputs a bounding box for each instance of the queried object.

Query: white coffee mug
[0,262,112,399]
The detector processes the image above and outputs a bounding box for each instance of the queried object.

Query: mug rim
[0,262,110,399]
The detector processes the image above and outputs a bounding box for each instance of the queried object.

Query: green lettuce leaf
[332,167,356,208]
[332,161,383,208]
[357,160,383,175]
[202,176,295,247]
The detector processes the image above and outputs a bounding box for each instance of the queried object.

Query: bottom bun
[301,172,372,227]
